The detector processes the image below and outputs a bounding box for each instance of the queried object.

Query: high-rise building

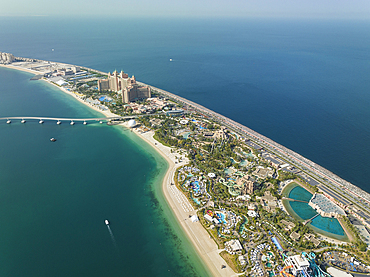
[122,85,151,104]
[71,66,80,73]
[97,70,151,103]
[97,70,130,92]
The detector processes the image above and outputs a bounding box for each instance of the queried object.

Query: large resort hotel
[309,193,346,218]
[97,70,151,103]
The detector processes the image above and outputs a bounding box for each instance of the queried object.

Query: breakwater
[5,56,370,216]
[138,82,370,213]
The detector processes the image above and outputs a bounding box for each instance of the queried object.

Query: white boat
[57,120,61,125]
[6,119,11,124]
[50,138,57,142]
[39,119,44,124]
[21,119,26,123]
[99,121,103,124]
[105,219,109,225]
[83,121,87,125]
[70,121,75,125]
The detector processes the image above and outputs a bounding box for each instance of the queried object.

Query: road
[139,81,370,219]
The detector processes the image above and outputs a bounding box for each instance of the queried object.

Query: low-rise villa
[253,166,274,179]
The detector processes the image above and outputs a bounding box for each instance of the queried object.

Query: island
[1,52,370,277]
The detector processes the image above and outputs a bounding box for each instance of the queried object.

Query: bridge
[0,115,147,124]
[282,197,308,203]
[303,214,319,225]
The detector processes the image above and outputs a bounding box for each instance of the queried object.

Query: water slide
[279,265,295,277]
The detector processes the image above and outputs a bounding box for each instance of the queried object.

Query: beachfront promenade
[139,82,370,217]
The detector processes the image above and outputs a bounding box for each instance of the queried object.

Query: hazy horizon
[1,0,369,20]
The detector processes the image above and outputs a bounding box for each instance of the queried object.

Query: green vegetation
[68,76,370,273]
[219,251,243,273]
[342,216,368,251]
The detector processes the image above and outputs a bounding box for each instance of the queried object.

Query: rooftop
[225,239,243,252]
[309,193,346,216]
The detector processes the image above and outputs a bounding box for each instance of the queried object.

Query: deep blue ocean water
[0,68,210,276]
[0,17,369,275]
[1,17,369,191]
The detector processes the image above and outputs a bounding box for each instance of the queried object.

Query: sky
[0,0,369,19]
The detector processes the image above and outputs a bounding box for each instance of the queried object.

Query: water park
[218,171,256,197]
[177,166,210,206]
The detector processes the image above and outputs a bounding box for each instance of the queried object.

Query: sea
[0,16,370,276]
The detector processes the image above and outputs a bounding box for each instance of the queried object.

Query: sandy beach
[1,63,237,277]
[0,64,116,118]
[128,126,238,277]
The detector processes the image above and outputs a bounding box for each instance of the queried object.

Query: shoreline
[0,64,229,276]
[122,124,237,277]
[0,64,116,118]
[2,59,370,273]
[138,83,370,213]
[3,60,370,217]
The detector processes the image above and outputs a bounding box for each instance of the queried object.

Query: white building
[225,239,243,253]
[327,267,353,277]
[309,193,346,218]
[204,214,213,222]
[208,173,216,178]
[247,210,258,217]
[284,254,310,276]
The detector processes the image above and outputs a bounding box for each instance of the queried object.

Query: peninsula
[2,52,370,276]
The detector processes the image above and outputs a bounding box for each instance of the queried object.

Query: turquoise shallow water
[0,67,210,276]
[283,184,346,240]
[1,17,369,273]
[1,17,370,193]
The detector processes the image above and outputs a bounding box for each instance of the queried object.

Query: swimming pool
[182,132,191,139]
[191,181,200,194]
[192,197,200,205]
[216,212,227,224]
[239,160,248,166]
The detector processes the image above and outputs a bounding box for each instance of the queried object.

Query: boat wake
[107,225,118,250]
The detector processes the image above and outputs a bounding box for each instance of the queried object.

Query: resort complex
[309,194,346,219]
[97,70,151,103]
[3,52,370,277]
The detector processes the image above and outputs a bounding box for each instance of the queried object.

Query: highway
[139,81,370,218]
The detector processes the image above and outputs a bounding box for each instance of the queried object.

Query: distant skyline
[1,0,370,19]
